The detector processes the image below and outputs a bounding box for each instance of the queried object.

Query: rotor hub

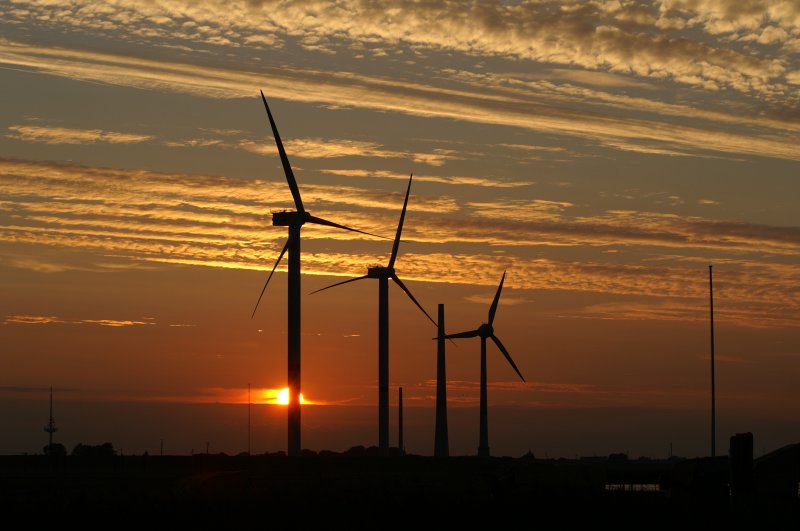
[272,210,308,227]
[368,266,392,279]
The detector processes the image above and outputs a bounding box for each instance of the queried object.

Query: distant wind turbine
[251,91,378,457]
[311,174,436,456]
[443,272,525,457]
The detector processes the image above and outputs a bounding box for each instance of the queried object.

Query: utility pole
[398,386,404,455]
[710,265,716,458]
[248,383,252,455]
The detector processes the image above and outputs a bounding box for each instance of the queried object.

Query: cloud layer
[7,125,152,145]
[4,0,798,100]
[4,314,154,327]
[1,39,798,161]
[1,157,797,328]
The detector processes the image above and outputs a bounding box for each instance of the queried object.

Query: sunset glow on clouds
[4,314,154,327]
[1,38,798,160]
[2,157,796,328]
[1,0,797,456]
[7,125,152,145]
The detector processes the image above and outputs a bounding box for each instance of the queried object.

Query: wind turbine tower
[311,174,436,455]
[251,91,377,457]
[443,272,525,457]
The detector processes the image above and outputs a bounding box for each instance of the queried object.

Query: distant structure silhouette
[443,272,525,457]
[709,265,716,458]
[247,382,251,455]
[398,386,404,455]
[434,303,449,457]
[730,432,753,501]
[71,442,115,458]
[43,386,57,454]
[251,91,377,457]
[311,174,435,456]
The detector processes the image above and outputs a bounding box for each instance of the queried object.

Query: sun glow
[274,387,306,405]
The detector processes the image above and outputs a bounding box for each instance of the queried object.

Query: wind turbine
[311,174,436,455]
[251,91,377,457]
[443,271,524,457]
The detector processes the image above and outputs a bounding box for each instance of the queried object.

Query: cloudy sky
[1,0,798,457]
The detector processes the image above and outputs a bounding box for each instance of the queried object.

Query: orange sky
[1,0,798,457]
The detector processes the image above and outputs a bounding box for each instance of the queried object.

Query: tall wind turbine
[311,174,436,455]
[251,91,377,457]
[443,272,525,457]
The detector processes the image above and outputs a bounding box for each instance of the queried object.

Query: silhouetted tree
[345,445,367,456]
[43,443,66,457]
[72,442,115,458]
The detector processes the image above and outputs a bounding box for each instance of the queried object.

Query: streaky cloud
[1,40,798,161]
[7,124,152,145]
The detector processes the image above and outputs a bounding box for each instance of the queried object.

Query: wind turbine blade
[391,274,436,327]
[306,215,385,239]
[260,91,304,214]
[309,275,369,295]
[491,334,525,382]
[251,239,289,318]
[441,329,480,339]
[388,174,412,269]
[488,270,506,325]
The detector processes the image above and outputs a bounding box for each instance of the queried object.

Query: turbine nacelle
[477,323,494,337]
[272,210,309,227]
[368,266,395,279]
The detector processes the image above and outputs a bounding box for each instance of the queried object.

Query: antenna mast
[44,386,58,453]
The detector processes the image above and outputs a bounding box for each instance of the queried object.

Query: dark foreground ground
[2,453,798,527]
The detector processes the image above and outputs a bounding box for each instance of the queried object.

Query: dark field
[2,453,798,527]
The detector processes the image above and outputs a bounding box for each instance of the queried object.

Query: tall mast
[398,386,404,455]
[44,386,57,453]
[709,265,716,458]
[248,382,252,455]
[434,303,449,457]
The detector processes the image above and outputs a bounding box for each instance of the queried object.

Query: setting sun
[276,387,305,405]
